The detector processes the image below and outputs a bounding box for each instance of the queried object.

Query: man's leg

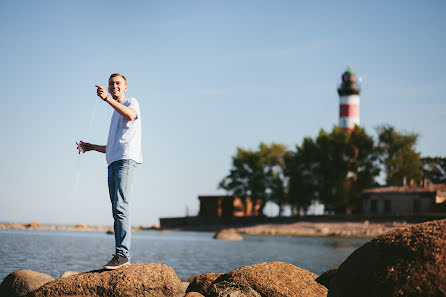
[105,159,136,269]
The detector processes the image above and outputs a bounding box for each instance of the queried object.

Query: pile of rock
[0,262,326,297]
[1,219,445,296]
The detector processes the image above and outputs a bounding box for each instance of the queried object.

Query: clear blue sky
[0,1,445,226]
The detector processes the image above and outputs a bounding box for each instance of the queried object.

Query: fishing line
[88,99,99,129]
[72,98,100,196]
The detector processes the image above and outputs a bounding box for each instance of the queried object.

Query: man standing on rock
[78,73,142,269]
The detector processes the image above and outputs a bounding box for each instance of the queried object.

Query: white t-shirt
[106,97,143,166]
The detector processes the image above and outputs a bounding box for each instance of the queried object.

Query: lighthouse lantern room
[337,67,361,130]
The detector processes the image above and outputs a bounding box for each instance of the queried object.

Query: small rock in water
[213,229,243,241]
[26,221,41,229]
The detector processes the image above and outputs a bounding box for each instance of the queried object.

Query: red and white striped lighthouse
[337,67,360,130]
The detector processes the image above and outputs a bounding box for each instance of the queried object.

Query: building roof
[344,66,355,75]
[363,184,446,194]
[198,195,233,200]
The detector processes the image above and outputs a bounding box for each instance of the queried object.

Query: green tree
[218,147,263,215]
[420,157,446,184]
[220,127,380,215]
[285,137,318,215]
[219,143,290,216]
[258,143,291,216]
[286,126,379,214]
[348,126,381,211]
[313,128,351,212]
[376,125,421,185]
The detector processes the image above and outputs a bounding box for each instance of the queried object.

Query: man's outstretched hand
[95,85,108,100]
[76,141,93,154]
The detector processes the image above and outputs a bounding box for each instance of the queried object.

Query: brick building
[362,184,446,214]
[198,195,263,218]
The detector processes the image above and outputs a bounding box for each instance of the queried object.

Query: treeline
[219,125,446,215]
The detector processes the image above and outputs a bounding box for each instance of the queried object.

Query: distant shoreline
[0,222,160,232]
[0,220,417,237]
[225,221,414,237]
[162,219,418,237]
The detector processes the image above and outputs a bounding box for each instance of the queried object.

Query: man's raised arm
[96,85,137,121]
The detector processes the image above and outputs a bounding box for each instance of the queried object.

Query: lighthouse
[337,67,360,130]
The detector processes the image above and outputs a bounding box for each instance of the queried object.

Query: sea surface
[0,229,370,281]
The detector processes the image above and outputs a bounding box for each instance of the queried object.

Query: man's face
[108,76,127,100]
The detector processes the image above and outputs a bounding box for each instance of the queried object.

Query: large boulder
[210,261,327,297]
[0,270,54,297]
[186,273,224,295]
[31,263,184,297]
[329,219,446,297]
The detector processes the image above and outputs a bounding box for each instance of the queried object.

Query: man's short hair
[109,73,127,85]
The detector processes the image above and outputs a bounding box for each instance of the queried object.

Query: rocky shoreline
[0,222,160,232]
[0,220,414,238]
[1,219,445,296]
[224,220,414,237]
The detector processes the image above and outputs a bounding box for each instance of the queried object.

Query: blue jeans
[107,159,137,259]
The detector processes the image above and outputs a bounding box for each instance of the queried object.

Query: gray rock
[181,281,190,294]
[59,270,81,278]
[0,270,54,297]
[207,281,261,297]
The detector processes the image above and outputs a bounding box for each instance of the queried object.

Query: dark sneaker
[103,254,130,270]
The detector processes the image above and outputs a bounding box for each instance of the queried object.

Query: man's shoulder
[126,97,138,103]
[125,97,140,107]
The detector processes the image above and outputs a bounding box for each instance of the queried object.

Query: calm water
[0,229,370,281]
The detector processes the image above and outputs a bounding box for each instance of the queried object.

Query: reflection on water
[321,238,365,249]
[0,229,370,281]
